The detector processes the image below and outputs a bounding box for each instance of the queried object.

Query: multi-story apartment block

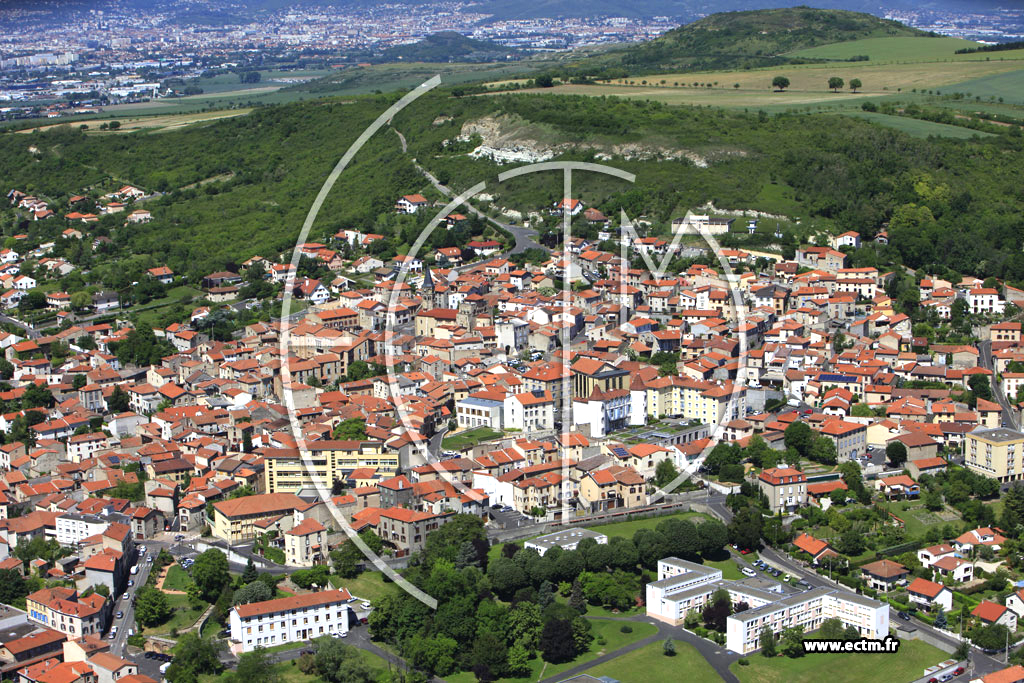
[229,589,353,651]
[262,441,395,494]
[646,558,888,655]
[965,427,1024,482]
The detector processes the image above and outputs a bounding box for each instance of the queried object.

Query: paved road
[0,313,38,339]
[394,127,547,256]
[980,340,1019,429]
[111,545,155,656]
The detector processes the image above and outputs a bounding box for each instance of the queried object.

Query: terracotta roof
[907,577,946,599]
[234,589,352,619]
[860,559,908,579]
[973,600,1008,623]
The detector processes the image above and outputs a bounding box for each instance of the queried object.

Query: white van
[130,565,139,575]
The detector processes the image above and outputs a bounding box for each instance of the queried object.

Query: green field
[583,638,721,682]
[839,111,995,139]
[447,618,659,683]
[730,639,948,683]
[788,36,983,62]
[161,565,195,592]
[200,663,319,683]
[328,571,401,603]
[946,69,1024,105]
[441,426,503,450]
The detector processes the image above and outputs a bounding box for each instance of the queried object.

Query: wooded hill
[3,85,1024,286]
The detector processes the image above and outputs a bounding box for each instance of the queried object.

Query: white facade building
[646,558,889,655]
[229,589,353,652]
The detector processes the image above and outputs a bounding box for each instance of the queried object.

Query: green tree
[232,581,272,605]
[784,421,814,458]
[653,458,680,489]
[663,638,676,656]
[886,440,908,468]
[828,77,844,92]
[0,568,28,605]
[781,626,805,658]
[241,558,258,584]
[108,385,131,413]
[223,647,281,683]
[191,549,230,602]
[135,587,171,626]
[333,418,367,440]
[772,76,790,91]
[313,636,377,683]
[540,618,576,663]
[728,506,764,551]
[760,625,776,657]
[167,632,222,683]
[471,631,509,681]
[849,78,862,93]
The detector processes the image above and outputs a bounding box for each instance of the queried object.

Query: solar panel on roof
[611,447,628,458]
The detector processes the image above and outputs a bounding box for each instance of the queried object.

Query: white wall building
[646,557,889,655]
[229,589,353,652]
[524,529,607,556]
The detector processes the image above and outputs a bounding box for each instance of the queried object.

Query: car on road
[795,580,812,590]
[897,611,911,621]
[116,611,123,619]
[127,580,134,587]
[953,668,965,676]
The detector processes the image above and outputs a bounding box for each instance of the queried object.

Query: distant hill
[576,7,931,75]
[377,32,519,64]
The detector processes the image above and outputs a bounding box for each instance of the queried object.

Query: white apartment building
[646,558,888,655]
[229,589,353,652]
[503,390,555,432]
[55,513,119,546]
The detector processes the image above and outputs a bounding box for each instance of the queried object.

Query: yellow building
[211,492,309,543]
[965,427,1024,482]
[262,441,395,494]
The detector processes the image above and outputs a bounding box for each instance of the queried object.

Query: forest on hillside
[2,88,1024,284]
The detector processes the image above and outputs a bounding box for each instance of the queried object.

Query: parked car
[116,611,123,619]
[127,580,134,587]
[360,601,371,610]
[783,574,791,582]
[953,668,965,676]
[741,567,756,578]
[897,611,911,621]
[939,674,953,682]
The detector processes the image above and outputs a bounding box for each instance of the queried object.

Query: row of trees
[770,76,862,92]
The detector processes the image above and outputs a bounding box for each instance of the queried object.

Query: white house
[503,390,555,432]
[906,577,953,613]
[229,589,353,652]
[395,194,428,214]
[917,543,957,569]
[1005,588,1024,620]
[967,287,1005,316]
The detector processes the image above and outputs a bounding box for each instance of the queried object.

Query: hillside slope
[577,7,931,74]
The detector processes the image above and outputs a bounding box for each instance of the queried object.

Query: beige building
[210,493,310,543]
[966,427,1024,482]
[262,441,395,494]
[578,465,646,513]
[284,518,327,567]
[377,506,453,557]
[758,467,806,513]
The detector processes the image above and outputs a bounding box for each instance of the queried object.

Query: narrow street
[979,340,1019,429]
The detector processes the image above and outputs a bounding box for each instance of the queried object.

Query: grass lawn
[442,426,503,450]
[586,638,721,682]
[730,638,947,683]
[447,619,658,683]
[328,571,400,603]
[704,557,745,581]
[143,592,208,636]
[162,565,194,592]
[200,662,318,683]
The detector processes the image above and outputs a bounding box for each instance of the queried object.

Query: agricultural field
[787,36,985,63]
[945,69,1024,105]
[16,110,253,135]
[837,111,995,139]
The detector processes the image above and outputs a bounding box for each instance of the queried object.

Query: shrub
[738,658,750,666]
[620,625,633,633]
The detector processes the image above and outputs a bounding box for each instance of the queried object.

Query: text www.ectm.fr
[803,636,901,654]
